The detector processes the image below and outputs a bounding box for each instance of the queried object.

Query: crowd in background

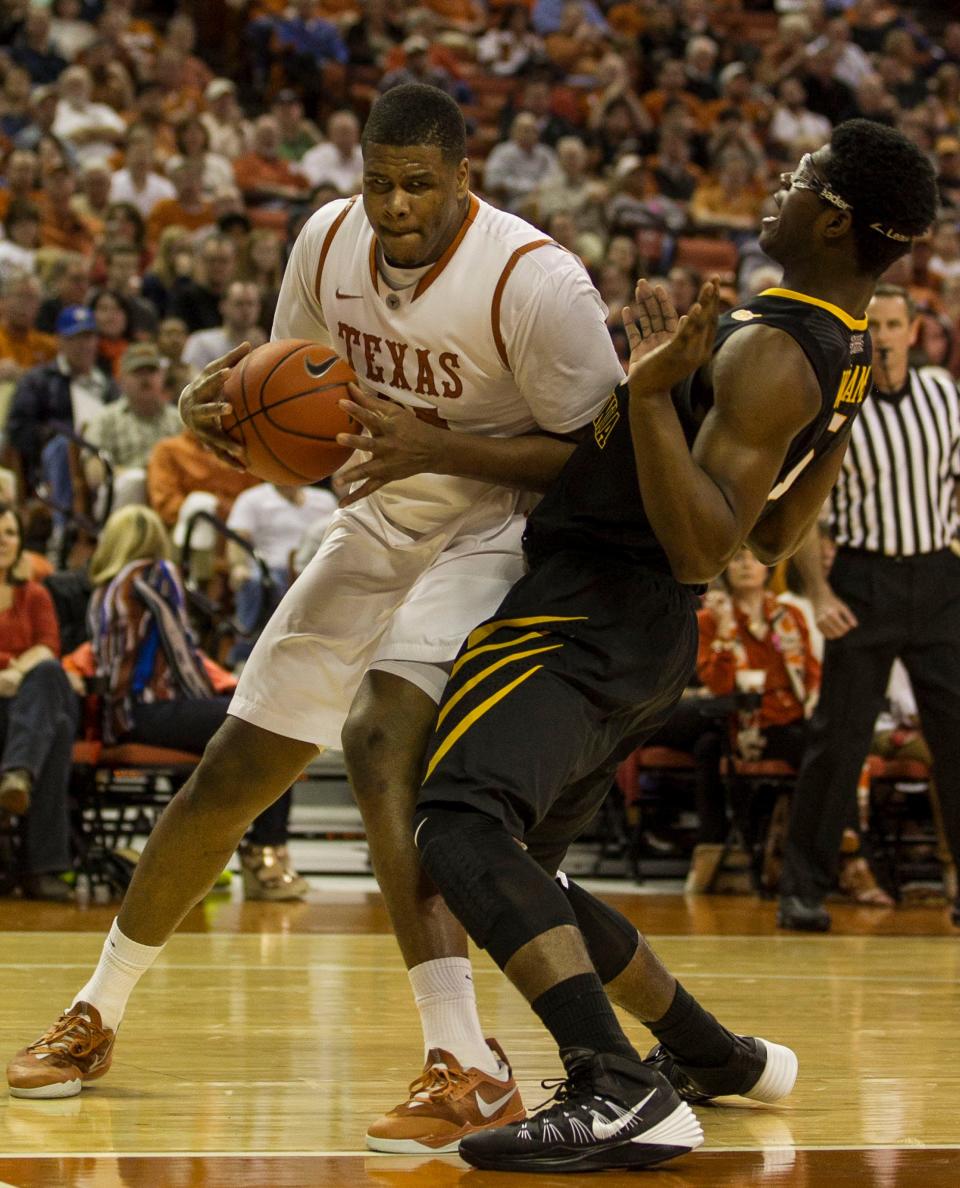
[0,0,958,901]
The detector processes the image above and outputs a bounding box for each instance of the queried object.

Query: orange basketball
[221,340,359,485]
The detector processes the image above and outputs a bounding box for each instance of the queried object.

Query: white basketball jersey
[274,194,623,436]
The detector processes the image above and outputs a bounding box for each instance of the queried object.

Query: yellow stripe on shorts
[451,630,549,678]
[424,665,544,782]
[437,643,563,730]
[465,615,587,651]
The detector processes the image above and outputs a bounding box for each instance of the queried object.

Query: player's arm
[625,281,820,584]
[334,390,580,504]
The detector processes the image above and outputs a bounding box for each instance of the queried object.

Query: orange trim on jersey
[491,238,555,370]
[412,193,480,300]
[760,287,868,332]
[314,197,357,303]
[368,238,380,295]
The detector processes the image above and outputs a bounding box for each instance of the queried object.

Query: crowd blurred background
[0,0,957,904]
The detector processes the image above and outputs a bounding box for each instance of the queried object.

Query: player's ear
[456,157,470,199]
[820,206,853,243]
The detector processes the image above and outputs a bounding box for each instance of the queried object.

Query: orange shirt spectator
[146,161,216,246]
[642,60,705,128]
[233,116,310,206]
[0,324,56,371]
[147,431,260,527]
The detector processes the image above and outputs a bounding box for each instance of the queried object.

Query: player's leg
[527,771,797,1106]
[344,668,519,1153]
[6,714,316,1098]
[413,625,704,1172]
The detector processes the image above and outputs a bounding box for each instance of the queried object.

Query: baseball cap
[205,78,236,102]
[936,135,960,156]
[55,306,97,337]
[120,343,162,374]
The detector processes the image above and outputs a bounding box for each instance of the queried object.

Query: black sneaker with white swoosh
[457,1047,703,1173]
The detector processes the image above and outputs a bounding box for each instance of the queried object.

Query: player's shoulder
[472,197,575,272]
[294,196,364,248]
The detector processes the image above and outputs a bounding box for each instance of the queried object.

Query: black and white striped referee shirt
[829,365,960,556]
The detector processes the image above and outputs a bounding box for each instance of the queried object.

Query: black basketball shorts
[417,549,699,846]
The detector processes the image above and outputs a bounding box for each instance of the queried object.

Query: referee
[779,283,960,930]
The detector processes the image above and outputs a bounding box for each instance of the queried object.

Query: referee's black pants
[781,547,960,903]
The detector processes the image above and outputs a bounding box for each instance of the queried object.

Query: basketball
[221,339,359,485]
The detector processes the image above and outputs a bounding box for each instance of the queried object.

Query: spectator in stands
[166,118,235,202]
[52,65,125,168]
[145,160,216,248]
[0,149,41,224]
[226,482,338,660]
[666,266,701,317]
[163,13,213,97]
[101,202,146,259]
[299,110,363,197]
[167,234,236,335]
[36,252,91,334]
[684,35,719,103]
[803,46,858,126]
[477,4,544,78]
[649,126,701,202]
[10,6,68,87]
[91,290,135,378]
[271,89,322,164]
[642,58,703,129]
[928,218,960,287]
[0,202,42,281]
[109,123,176,219]
[100,242,157,338]
[531,135,605,236]
[72,160,113,230]
[768,78,833,159]
[0,501,77,902]
[811,15,874,94]
[200,79,251,162]
[141,228,194,321]
[852,73,899,126]
[14,88,63,157]
[378,35,462,99]
[37,160,96,255]
[484,112,559,214]
[86,506,307,900]
[0,272,56,386]
[7,305,119,488]
[237,231,283,335]
[605,154,685,236]
[49,0,97,60]
[156,316,190,374]
[0,65,34,143]
[233,116,310,210]
[935,136,960,211]
[84,342,181,511]
[690,150,767,233]
[182,282,262,374]
[147,428,259,548]
[532,0,607,38]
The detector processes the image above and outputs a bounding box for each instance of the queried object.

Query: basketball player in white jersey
[8,84,625,1149]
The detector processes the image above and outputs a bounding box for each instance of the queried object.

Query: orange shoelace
[408,1064,468,1102]
[29,1012,103,1059]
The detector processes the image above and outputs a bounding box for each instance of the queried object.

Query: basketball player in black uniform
[406,120,938,1173]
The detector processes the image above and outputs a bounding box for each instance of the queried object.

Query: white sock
[71,919,165,1032]
[408,957,505,1077]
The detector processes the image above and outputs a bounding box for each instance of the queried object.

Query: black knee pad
[415,804,578,969]
[556,873,640,984]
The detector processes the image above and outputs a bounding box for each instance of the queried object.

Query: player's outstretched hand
[177,342,251,470]
[623,277,719,399]
[335,385,444,505]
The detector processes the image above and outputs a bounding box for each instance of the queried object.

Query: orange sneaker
[366,1039,525,1154]
[7,1002,115,1099]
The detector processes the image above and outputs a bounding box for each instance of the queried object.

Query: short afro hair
[361,84,466,165]
[823,119,938,277]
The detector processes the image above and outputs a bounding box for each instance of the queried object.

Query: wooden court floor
[1,891,959,1186]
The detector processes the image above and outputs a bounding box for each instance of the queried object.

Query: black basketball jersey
[524,287,873,573]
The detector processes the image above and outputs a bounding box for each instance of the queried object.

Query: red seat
[866,755,930,783]
[73,741,201,768]
[725,758,796,779]
[616,746,695,807]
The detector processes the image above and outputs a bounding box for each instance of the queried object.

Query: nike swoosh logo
[304,355,339,379]
[335,289,362,299]
[590,1090,655,1141]
[477,1086,517,1119]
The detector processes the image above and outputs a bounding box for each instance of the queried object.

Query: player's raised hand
[623,277,720,399]
[177,341,252,469]
[334,384,444,505]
